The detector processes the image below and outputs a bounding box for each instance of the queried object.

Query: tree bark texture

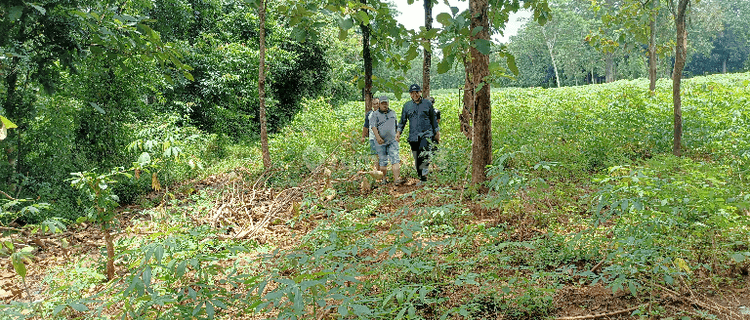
[469,0,491,187]
[460,57,474,140]
[605,53,615,83]
[361,0,373,114]
[104,227,115,280]
[672,0,689,156]
[648,0,657,91]
[422,0,433,98]
[259,0,271,168]
[541,28,560,88]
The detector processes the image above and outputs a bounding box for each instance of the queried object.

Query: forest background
[1,0,748,223]
[2,0,750,318]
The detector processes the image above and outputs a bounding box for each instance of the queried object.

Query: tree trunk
[648,0,657,91]
[605,53,615,83]
[258,0,271,168]
[541,28,560,88]
[470,0,491,187]
[423,0,433,98]
[104,227,115,280]
[460,57,474,140]
[361,0,373,113]
[722,58,727,74]
[672,0,689,157]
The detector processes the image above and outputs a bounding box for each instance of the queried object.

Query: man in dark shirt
[397,84,440,185]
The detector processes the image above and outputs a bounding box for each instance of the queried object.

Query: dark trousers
[409,138,431,181]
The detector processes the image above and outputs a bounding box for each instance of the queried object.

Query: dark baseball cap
[409,84,421,92]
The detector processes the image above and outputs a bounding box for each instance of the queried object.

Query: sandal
[394,179,405,186]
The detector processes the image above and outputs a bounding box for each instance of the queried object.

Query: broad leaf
[436,12,452,26]
[474,39,492,55]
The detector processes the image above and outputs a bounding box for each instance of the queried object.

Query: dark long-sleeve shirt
[398,99,440,142]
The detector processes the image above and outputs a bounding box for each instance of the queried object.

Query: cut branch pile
[196,164,366,241]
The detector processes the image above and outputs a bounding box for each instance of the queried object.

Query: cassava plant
[69,167,131,280]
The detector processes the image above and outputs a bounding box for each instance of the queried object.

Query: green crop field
[4,73,750,320]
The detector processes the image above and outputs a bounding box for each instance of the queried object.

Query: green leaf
[8,6,23,21]
[164,73,174,85]
[474,39,492,55]
[69,302,89,312]
[28,4,46,15]
[506,53,518,75]
[730,253,746,262]
[339,17,354,30]
[89,102,105,114]
[405,46,419,61]
[183,71,194,81]
[355,11,370,25]
[472,26,484,36]
[11,253,27,278]
[137,152,151,166]
[436,13,452,26]
[437,59,452,74]
[338,28,348,41]
[0,116,18,129]
[425,28,439,39]
[206,301,215,319]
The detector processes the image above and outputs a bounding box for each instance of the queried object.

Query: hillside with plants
[2,73,750,319]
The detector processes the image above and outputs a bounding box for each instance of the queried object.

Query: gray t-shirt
[369,109,398,144]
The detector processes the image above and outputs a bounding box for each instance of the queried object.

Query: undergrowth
[3,73,750,319]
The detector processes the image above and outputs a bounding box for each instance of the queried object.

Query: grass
[3,73,750,319]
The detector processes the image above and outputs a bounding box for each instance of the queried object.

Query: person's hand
[396,133,400,141]
[434,132,440,143]
[360,136,365,143]
[377,137,385,145]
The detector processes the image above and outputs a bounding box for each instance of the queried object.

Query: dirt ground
[3,173,750,319]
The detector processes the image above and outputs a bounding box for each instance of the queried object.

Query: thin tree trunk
[541,28,560,88]
[460,57,474,140]
[672,0,689,156]
[470,0,491,188]
[361,0,373,113]
[722,58,727,73]
[104,227,115,280]
[423,0,433,98]
[648,0,658,91]
[258,0,271,168]
[605,53,615,83]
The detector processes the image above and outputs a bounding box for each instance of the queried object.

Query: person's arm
[397,104,407,140]
[429,105,440,143]
[372,127,384,145]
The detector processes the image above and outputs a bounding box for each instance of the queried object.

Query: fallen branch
[556,303,648,320]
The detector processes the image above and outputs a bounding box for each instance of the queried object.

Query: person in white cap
[370,96,404,185]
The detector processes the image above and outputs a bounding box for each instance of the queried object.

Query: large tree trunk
[361,0,373,113]
[470,0,491,187]
[258,0,271,168]
[672,0,689,156]
[648,0,657,91]
[422,0,433,98]
[460,57,474,140]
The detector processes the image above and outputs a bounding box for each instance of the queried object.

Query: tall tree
[422,0,433,97]
[259,0,271,168]
[671,0,689,156]
[436,0,549,186]
[648,0,658,91]
[360,0,374,113]
[469,0,491,185]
